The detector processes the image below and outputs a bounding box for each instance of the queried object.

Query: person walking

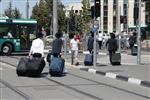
[128,32,137,55]
[106,33,118,64]
[87,31,94,54]
[70,34,79,65]
[129,32,137,49]
[51,32,63,57]
[97,31,103,50]
[29,33,44,58]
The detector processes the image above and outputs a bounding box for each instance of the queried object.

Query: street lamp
[49,13,53,35]
[26,0,29,18]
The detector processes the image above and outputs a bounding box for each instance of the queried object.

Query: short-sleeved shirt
[52,38,63,53]
[70,39,79,51]
[29,38,44,57]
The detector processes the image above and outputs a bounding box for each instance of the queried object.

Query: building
[63,2,83,17]
[90,0,146,34]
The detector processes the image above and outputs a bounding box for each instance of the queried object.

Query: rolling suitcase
[49,57,65,76]
[27,57,45,76]
[84,54,93,66]
[111,53,121,65]
[131,45,137,55]
[16,57,28,76]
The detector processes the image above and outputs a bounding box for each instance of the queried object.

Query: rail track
[0,56,150,100]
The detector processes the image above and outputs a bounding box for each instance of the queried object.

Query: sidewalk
[64,53,150,88]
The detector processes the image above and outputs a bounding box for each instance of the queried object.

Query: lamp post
[49,13,53,35]
[137,0,141,64]
[26,0,29,18]
[53,0,58,37]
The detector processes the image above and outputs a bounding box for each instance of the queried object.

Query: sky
[0,0,81,18]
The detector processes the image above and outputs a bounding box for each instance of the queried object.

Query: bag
[49,57,65,76]
[111,53,121,65]
[84,54,93,66]
[47,52,53,63]
[27,57,45,76]
[131,45,137,55]
[16,57,28,76]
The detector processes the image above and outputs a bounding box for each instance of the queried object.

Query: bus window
[0,18,37,54]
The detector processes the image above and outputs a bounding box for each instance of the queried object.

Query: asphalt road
[0,56,150,100]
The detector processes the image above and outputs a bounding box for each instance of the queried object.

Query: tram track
[1,56,104,100]
[1,56,150,99]
[0,78,32,100]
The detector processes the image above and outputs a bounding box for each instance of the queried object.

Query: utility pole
[26,0,29,18]
[126,1,129,34]
[137,0,141,64]
[53,0,58,37]
[93,0,96,67]
[0,0,1,17]
[117,1,121,53]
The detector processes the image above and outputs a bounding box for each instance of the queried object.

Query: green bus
[0,18,37,55]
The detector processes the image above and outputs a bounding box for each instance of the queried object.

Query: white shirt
[97,33,103,41]
[70,39,79,51]
[7,32,13,38]
[29,38,44,57]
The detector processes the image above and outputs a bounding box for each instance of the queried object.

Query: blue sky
[0,0,81,18]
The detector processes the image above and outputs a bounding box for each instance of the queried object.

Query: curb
[65,62,150,88]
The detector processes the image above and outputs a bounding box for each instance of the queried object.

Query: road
[0,55,150,100]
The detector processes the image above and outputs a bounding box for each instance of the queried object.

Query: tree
[4,2,21,18]
[31,0,66,34]
[81,0,93,34]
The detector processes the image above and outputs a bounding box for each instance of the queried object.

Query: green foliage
[67,0,92,35]
[81,0,93,34]
[4,2,21,18]
[31,0,66,34]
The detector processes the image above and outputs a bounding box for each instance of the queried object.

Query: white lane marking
[0,62,16,70]
[128,78,141,85]
[88,69,96,73]
[106,73,118,79]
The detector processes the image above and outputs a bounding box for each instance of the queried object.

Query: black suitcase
[131,46,137,55]
[111,53,121,65]
[27,57,45,77]
[84,54,93,66]
[16,57,28,76]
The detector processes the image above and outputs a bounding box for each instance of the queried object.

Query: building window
[104,0,108,5]
[113,0,117,5]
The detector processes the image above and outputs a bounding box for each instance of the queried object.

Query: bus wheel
[2,43,12,55]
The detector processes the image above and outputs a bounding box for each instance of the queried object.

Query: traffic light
[91,0,100,18]
[120,16,127,23]
[95,0,100,18]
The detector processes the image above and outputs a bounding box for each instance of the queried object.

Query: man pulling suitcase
[16,33,45,76]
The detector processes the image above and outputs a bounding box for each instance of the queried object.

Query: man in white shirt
[29,33,44,57]
[97,31,103,49]
[70,34,79,65]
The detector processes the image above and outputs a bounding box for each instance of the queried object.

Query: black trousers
[53,53,61,57]
[109,51,115,64]
[98,41,102,49]
[32,53,42,58]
